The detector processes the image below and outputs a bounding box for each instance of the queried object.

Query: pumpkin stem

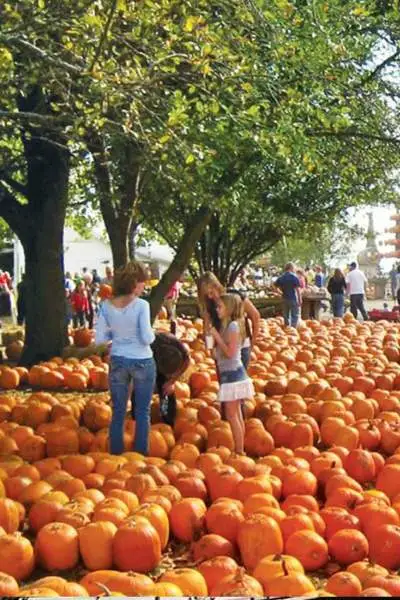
[95,582,111,596]
[282,559,289,577]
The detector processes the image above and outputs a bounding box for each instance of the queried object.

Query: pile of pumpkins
[1,314,400,595]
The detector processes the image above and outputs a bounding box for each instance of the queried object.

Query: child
[70,280,89,328]
[211,293,254,453]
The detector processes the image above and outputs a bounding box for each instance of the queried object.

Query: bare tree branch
[363,48,400,83]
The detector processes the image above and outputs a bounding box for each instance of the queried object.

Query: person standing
[70,280,89,328]
[16,274,27,326]
[95,261,156,456]
[390,265,398,301]
[327,268,347,318]
[211,294,254,453]
[197,272,260,370]
[164,279,182,321]
[314,266,325,288]
[275,263,302,327]
[346,261,368,320]
[102,266,114,286]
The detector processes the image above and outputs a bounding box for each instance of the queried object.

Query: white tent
[13,228,175,283]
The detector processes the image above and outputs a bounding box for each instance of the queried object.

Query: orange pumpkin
[112,516,161,572]
[35,522,79,571]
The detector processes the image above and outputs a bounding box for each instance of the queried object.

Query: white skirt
[218,378,254,402]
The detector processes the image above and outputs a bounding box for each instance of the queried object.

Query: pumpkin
[159,568,208,596]
[328,529,369,565]
[285,530,329,571]
[35,522,79,571]
[78,521,117,571]
[237,513,283,571]
[0,498,21,533]
[132,502,169,550]
[79,571,154,596]
[0,533,35,580]
[198,556,239,592]
[368,524,400,569]
[152,582,183,596]
[253,554,304,594]
[33,577,89,597]
[112,516,161,572]
[169,497,206,542]
[192,533,235,562]
[0,572,19,596]
[28,500,64,533]
[209,568,264,597]
[18,586,59,597]
[267,566,316,597]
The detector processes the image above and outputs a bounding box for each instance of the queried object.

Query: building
[11,228,175,283]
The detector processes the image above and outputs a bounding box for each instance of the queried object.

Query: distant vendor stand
[176,291,329,320]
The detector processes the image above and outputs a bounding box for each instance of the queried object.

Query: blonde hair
[197,271,225,314]
[219,293,246,342]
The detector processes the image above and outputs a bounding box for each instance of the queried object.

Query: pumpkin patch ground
[2,314,400,596]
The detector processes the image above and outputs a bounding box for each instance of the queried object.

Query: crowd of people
[274,261,369,327]
[64,266,113,329]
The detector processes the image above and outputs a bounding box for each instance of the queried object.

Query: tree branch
[0,172,27,197]
[0,110,65,125]
[0,184,29,242]
[363,48,400,84]
[306,128,400,145]
[1,35,82,74]
[89,0,118,73]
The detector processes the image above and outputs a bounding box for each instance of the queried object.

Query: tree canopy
[0,0,400,359]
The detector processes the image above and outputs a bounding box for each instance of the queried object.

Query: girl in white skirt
[211,293,254,453]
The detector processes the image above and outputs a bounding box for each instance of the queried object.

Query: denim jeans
[282,298,299,327]
[109,355,156,456]
[331,293,345,318]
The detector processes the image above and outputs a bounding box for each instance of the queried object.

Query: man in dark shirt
[275,262,301,327]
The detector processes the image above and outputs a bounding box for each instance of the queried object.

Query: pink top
[166,281,181,299]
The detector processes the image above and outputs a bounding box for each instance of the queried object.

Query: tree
[1,0,400,363]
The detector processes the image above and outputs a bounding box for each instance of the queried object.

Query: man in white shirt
[346,261,368,320]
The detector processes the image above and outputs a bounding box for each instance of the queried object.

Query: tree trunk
[148,205,213,322]
[21,227,67,365]
[89,133,142,270]
[107,218,130,269]
[0,87,69,366]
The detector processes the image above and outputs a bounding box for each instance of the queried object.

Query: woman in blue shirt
[95,261,156,456]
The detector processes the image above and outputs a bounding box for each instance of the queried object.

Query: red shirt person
[70,281,89,328]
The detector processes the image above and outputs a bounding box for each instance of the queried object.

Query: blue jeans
[109,355,156,456]
[282,298,299,327]
[331,293,345,318]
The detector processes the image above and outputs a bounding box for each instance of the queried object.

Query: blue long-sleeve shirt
[95,298,155,359]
